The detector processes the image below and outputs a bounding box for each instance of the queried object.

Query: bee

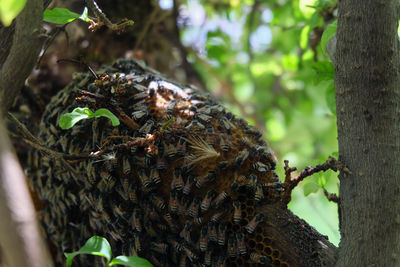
[167,99,177,116]
[150,168,161,185]
[227,235,236,257]
[199,225,208,252]
[219,138,230,152]
[122,157,131,174]
[109,230,122,242]
[176,137,186,156]
[219,116,235,131]
[134,234,142,251]
[183,246,198,263]
[201,189,217,212]
[150,242,168,254]
[167,237,183,252]
[235,149,249,166]
[250,252,271,264]
[138,169,151,189]
[240,137,251,146]
[163,213,178,233]
[212,191,228,209]
[132,208,142,232]
[171,168,184,191]
[178,195,190,216]
[207,221,217,242]
[151,194,166,210]
[113,205,125,217]
[232,200,242,224]
[246,173,258,190]
[128,184,138,202]
[133,91,148,100]
[217,222,227,245]
[180,221,192,243]
[196,172,216,188]
[233,231,246,255]
[156,156,167,170]
[59,135,69,152]
[230,174,247,192]
[131,109,148,120]
[103,211,112,224]
[132,99,146,110]
[185,119,205,130]
[254,183,264,202]
[169,189,178,213]
[246,213,265,234]
[216,161,228,170]
[164,142,176,158]
[139,119,154,134]
[144,152,155,167]
[204,250,212,266]
[252,161,269,172]
[188,196,201,218]
[144,220,157,237]
[193,216,204,226]
[183,174,196,195]
[211,210,225,223]
[196,113,212,123]
[179,254,187,267]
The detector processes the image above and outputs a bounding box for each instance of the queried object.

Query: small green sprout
[64,236,152,267]
[58,107,120,130]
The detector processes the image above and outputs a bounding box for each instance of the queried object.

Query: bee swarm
[29,59,334,266]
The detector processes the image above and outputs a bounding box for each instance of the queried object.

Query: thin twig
[323,188,340,203]
[85,0,134,32]
[281,157,341,205]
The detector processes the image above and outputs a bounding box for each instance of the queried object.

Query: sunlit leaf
[93,108,120,126]
[0,0,27,26]
[109,256,153,267]
[59,107,94,130]
[325,81,336,115]
[312,61,334,84]
[43,8,81,24]
[303,182,320,196]
[320,21,337,56]
[64,236,112,267]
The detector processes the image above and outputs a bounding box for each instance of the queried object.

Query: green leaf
[325,81,336,115]
[331,152,339,158]
[109,256,153,267]
[93,108,120,126]
[64,236,112,267]
[312,61,334,84]
[320,21,337,56]
[0,0,27,26]
[317,176,327,188]
[59,107,94,130]
[43,8,81,24]
[303,182,320,196]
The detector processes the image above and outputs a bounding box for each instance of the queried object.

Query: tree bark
[334,1,400,266]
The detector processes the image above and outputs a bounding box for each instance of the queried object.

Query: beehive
[28,59,332,266]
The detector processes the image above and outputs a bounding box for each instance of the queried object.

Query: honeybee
[236,231,246,255]
[246,213,265,234]
[187,196,201,218]
[171,168,184,191]
[232,200,242,224]
[150,169,161,185]
[227,235,236,257]
[183,174,196,195]
[180,220,192,243]
[150,194,166,210]
[122,157,131,174]
[201,189,217,212]
[252,161,269,172]
[131,208,142,232]
[234,149,249,166]
[199,225,208,252]
[131,109,148,120]
[169,190,178,213]
[150,242,168,254]
[249,252,271,264]
[207,221,217,242]
[217,222,227,245]
[254,183,264,202]
[212,191,228,208]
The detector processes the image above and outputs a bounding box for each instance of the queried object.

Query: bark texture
[334,1,400,266]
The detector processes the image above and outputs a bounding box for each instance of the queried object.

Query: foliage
[0,0,27,26]
[180,0,339,245]
[65,236,152,267]
[43,7,89,24]
[59,107,120,130]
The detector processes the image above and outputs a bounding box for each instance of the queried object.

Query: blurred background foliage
[169,0,340,245]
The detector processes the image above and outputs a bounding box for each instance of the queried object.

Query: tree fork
[334,1,400,266]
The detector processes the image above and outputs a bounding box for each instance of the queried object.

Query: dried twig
[85,0,134,32]
[323,188,340,203]
[281,156,342,205]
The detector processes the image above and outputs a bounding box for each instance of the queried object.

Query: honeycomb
[28,59,329,266]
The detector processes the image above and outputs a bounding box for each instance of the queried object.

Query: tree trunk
[334,1,400,266]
